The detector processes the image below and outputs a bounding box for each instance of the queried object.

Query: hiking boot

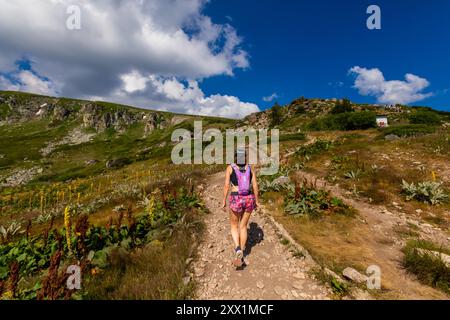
[233,249,244,267]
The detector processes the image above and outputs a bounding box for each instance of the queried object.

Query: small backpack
[231,164,251,196]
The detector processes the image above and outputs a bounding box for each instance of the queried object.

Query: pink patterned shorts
[229,194,256,213]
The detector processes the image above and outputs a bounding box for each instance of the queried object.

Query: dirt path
[192,172,331,300]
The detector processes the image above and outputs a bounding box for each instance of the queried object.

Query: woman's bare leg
[230,211,241,248]
[239,211,252,251]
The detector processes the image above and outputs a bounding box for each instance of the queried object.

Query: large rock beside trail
[272,176,291,186]
[385,134,400,141]
[342,267,368,284]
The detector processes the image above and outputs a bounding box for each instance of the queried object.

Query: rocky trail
[191,173,331,300]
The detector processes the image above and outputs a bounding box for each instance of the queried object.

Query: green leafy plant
[380,124,437,138]
[295,139,334,159]
[0,186,202,300]
[331,98,353,114]
[409,111,441,125]
[344,169,362,180]
[401,180,448,205]
[270,103,283,127]
[309,111,376,131]
[283,180,354,218]
[0,222,23,244]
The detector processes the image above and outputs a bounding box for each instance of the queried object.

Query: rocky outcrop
[36,103,53,118]
[171,115,189,126]
[0,92,172,134]
[240,110,271,129]
[53,105,70,121]
[40,127,96,156]
[238,98,338,129]
[81,103,139,132]
[0,167,44,187]
[143,113,168,137]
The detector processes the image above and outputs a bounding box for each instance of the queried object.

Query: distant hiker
[222,147,260,267]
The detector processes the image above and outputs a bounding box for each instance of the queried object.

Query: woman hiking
[222,147,260,267]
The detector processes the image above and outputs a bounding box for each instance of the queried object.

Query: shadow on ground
[236,222,264,270]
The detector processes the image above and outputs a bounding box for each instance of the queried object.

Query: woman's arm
[222,166,231,208]
[252,168,260,207]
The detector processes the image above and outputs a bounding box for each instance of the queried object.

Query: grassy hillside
[0,91,233,300]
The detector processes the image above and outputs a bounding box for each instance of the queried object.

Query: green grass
[312,268,349,299]
[402,240,450,295]
[308,111,377,131]
[379,124,437,138]
[279,132,307,142]
[0,103,10,120]
[82,208,204,300]
[0,119,76,169]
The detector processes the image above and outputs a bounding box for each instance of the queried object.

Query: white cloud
[16,71,57,96]
[262,93,279,102]
[0,75,19,91]
[111,71,259,119]
[0,0,257,118]
[349,66,433,105]
[0,70,57,96]
[121,71,148,94]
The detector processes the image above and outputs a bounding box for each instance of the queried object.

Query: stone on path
[342,267,368,284]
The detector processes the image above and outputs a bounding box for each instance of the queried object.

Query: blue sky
[0,0,448,117]
[202,0,450,111]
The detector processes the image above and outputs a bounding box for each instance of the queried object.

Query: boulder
[350,288,374,300]
[106,158,131,169]
[385,134,400,141]
[85,159,99,166]
[272,176,291,186]
[342,267,368,284]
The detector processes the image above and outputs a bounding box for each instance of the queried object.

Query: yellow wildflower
[64,206,72,254]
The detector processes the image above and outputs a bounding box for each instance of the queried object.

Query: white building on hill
[376,115,389,127]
